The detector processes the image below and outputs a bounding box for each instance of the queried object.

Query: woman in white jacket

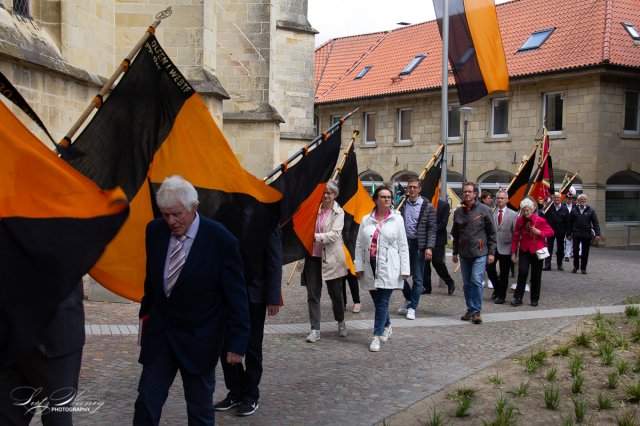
[303,180,349,343]
[355,185,410,352]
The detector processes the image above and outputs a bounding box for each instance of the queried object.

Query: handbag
[536,246,550,260]
[532,217,550,260]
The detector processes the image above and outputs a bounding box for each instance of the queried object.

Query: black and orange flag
[336,149,374,273]
[270,130,341,264]
[528,130,553,205]
[507,144,538,211]
[420,147,444,207]
[434,0,509,105]
[0,100,128,365]
[65,35,282,301]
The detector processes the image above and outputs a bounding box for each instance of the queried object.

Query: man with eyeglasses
[451,182,497,324]
[397,178,436,320]
[566,193,601,274]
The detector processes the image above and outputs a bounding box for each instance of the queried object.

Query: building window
[491,98,509,137]
[518,28,555,51]
[364,112,376,144]
[479,170,514,194]
[622,23,640,41]
[606,171,640,223]
[360,171,384,196]
[12,0,30,18]
[624,91,640,135]
[543,92,564,134]
[331,115,341,127]
[398,109,412,143]
[355,66,372,80]
[399,55,426,76]
[448,104,461,139]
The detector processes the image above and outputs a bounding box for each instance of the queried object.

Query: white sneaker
[511,283,517,290]
[380,326,393,342]
[397,300,410,315]
[338,321,347,337]
[369,336,381,352]
[487,280,494,289]
[406,308,416,320]
[306,329,320,342]
[525,284,530,292]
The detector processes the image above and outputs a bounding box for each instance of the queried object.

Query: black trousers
[0,348,82,426]
[221,302,267,402]
[486,252,512,299]
[424,244,454,291]
[514,251,543,304]
[545,234,565,268]
[573,237,592,271]
[342,273,360,304]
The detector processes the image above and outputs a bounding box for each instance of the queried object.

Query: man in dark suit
[215,227,282,417]
[544,192,569,271]
[0,283,85,426]
[424,198,455,295]
[567,193,601,274]
[133,176,250,426]
[486,190,517,304]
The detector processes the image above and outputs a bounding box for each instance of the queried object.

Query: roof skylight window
[399,54,426,76]
[518,28,555,51]
[354,66,372,80]
[623,23,640,40]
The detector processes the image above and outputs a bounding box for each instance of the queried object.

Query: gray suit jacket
[493,207,517,255]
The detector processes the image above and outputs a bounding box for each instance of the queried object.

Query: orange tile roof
[314,0,640,104]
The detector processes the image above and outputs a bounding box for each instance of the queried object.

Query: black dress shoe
[572,268,578,273]
[557,266,564,271]
[531,301,539,307]
[423,288,432,294]
[511,298,522,307]
[542,267,551,271]
[581,270,587,274]
[447,281,455,295]
[491,292,497,300]
[495,297,505,304]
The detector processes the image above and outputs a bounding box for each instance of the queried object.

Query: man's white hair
[156,175,199,210]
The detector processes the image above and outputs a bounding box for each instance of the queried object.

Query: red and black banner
[434,0,509,105]
[336,149,374,273]
[529,132,553,205]
[270,130,341,265]
[65,35,282,302]
[0,100,128,365]
[507,148,537,211]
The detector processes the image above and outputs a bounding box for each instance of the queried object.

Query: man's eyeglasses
[407,185,419,190]
[462,190,475,194]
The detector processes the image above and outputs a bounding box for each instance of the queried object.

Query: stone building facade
[314,0,640,246]
[0,0,316,179]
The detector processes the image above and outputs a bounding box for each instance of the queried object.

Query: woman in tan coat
[303,180,348,342]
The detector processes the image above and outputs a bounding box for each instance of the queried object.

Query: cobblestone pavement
[34,247,640,425]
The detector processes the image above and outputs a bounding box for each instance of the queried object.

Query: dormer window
[623,23,640,41]
[399,55,426,76]
[354,66,372,80]
[518,28,555,51]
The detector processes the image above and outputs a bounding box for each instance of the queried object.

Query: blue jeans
[402,239,424,310]
[369,289,393,336]
[459,256,487,314]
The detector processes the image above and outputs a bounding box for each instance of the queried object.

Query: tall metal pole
[439,0,449,201]
[459,106,473,185]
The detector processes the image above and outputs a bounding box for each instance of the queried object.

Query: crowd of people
[1,174,603,425]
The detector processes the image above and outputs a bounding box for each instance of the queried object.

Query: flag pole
[439,0,450,202]
[331,130,360,181]
[263,107,359,183]
[59,7,173,149]
[396,144,445,211]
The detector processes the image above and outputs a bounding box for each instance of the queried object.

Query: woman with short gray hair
[510,198,554,307]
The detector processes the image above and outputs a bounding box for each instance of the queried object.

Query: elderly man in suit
[486,189,517,305]
[567,193,601,274]
[133,176,250,426]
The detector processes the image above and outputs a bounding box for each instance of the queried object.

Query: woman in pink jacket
[510,198,554,307]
